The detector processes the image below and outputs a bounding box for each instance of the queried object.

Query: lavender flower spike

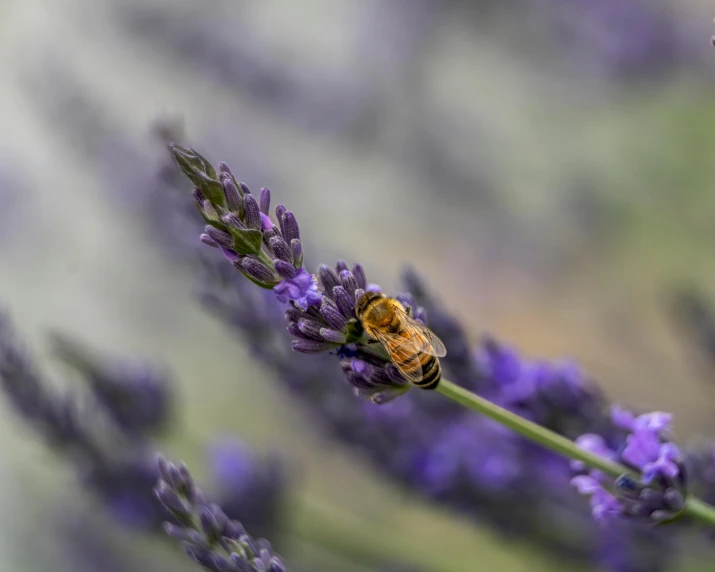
[169,144,316,309]
[571,405,687,524]
[155,456,289,572]
[168,148,427,403]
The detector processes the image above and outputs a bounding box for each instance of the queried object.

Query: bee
[356,291,447,389]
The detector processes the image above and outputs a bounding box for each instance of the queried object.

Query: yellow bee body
[355,291,447,389]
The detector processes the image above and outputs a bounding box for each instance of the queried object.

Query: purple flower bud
[260,212,274,232]
[192,187,206,209]
[352,264,367,289]
[297,319,324,341]
[218,161,233,177]
[205,226,234,250]
[319,265,340,293]
[239,182,252,195]
[220,213,243,231]
[200,234,219,248]
[155,483,192,520]
[222,178,243,213]
[219,247,240,263]
[239,258,276,284]
[275,205,287,237]
[259,188,271,214]
[244,195,261,231]
[336,260,349,273]
[319,328,346,344]
[292,339,336,353]
[320,300,348,331]
[339,270,359,297]
[332,286,355,319]
[274,260,297,280]
[290,239,303,267]
[281,211,300,242]
[199,504,226,543]
[269,236,293,264]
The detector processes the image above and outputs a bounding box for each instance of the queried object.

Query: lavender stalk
[167,143,715,531]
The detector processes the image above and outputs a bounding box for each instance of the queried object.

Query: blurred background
[1,0,715,570]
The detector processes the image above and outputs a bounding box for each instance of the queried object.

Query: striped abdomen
[388,328,442,390]
[411,351,441,390]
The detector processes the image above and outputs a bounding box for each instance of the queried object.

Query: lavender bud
[285,308,310,323]
[339,270,359,296]
[281,211,300,242]
[269,236,293,264]
[297,319,324,341]
[319,328,346,344]
[336,260,349,273]
[274,260,297,280]
[199,505,226,544]
[664,489,685,510]
[193,188,206,209]
[155,484,192,520]
[275,205,287,237]
[291,339,336,353]
[222,178,244,214]
[222,213,246,230]
[287,322,308,340]
[239,534,260,558]
[184,545,227,572]
[218,161,234,177]
[354,289,365,305]
[319,265,340,293]
[244,195,261,231]
[332,286,355,319]
[205,226,234,250]
[239,183,252,195]
[259,188,271,214]
[352,264,367,289]
[200,234,219,248]
[163,523,204,544]
[320,300,348,331]
[241,259,277,284]
[290,239,303,267]
[221,248,239,263]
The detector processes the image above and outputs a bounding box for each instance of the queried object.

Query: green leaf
[228,226,263,256]
[194,170,225,207]
[169,144,218,191]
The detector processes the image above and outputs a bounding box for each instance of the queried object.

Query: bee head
[355,291,383,318]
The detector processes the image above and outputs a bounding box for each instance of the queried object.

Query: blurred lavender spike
[48,330,173,438]
[0,311,103,461]
[156,456,290,572]
[0,310,286,540]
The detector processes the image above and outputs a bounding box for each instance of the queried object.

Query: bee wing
[371,329,424,383]
[393,305,447,357]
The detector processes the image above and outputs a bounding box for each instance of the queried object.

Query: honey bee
[356,291,447,389]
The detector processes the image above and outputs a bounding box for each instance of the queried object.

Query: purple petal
[611,405,635,431]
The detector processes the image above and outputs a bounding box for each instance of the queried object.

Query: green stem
[436,378,715,527]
